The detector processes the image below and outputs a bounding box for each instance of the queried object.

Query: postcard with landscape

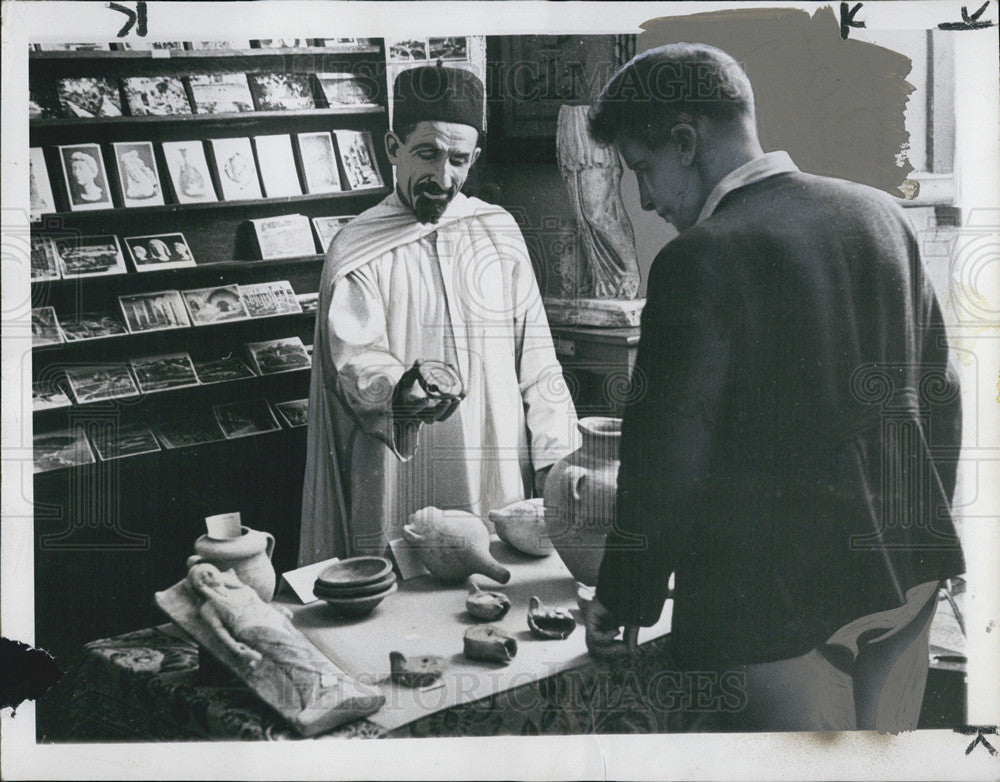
[129,352,200,394]
[58,312,128,342]
[239,280,302,318]
[316,72,378,108]
[90,422,162,462]
[192,353,256,385]
[334,129,383,190]
[64,363,140,404]
[31,306,64,347]
[30,236,60,282]
[32,380,72,412]
[56,76,123,118]
[247,72,315,111]
[245,336,311,375]
[186,73,255,114]
[33,428,96,474]
[154,409,227,450]
[212,398,281,439]
[52,235,127,278]
[181,284,250,326]
[274,398,309,428]
[122,76,193,116]
[118,290,191,333]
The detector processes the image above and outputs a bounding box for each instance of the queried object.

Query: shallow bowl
[313,571,397,599]
[319,582,397,618]
[316,556,393,587]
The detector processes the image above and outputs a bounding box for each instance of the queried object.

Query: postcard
[33,428,96,474]
[64,363,139,404]
[124,232,196,271]
[29,147,57,217]
[59,312,128,342]
[58,143,114,211]
[192,353,256,385]
[274,398,309,428]
[52,234,127,278]
[186,41,252,51]
[186,73,255,114]
[296,132,342,194]
[32,380,72,411]
[387,38,428,62]
[181,284,249,325]
[238,280,302,318]
[121,76,193,116]
[129,352,199,393]
[209,137,263,200]
[31,306,64,346]
[162,140,217,203]
[315,38,371,50]
[253,134,302,197]
[250,39,311,49]
[315,72,378,109]
[36,42,110,52]
[118,290,191,333]
[245,336,311,375]
[90,422,162,462]
[246,72,315,111]
[311,215,353,252]
[333,129,383,190]
[296,291,319,313]
[212,398,281,439]
[30,236,60,281]
[111,141,165,208]
[56,77,122,118]
[247,214,315,260]
[154,409,227,450]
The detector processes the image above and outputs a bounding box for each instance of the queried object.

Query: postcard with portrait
[238,280,302,318]
[248,213,315,259]
[212,398,281,439]
[64,363,140,404]
[30,236,60,282]
[33,428,96,474]
[111,141,165,208]
[32,380,72,412]
[209,137,263,200]
[253,134,303,197]
[31,306,64,347]
[58,312,128,343]
[333,129,383,190]
[245,336,311,375]
[311,215,353,253]
[192,353,256,385]
[246,72,315,110]
[90,422,162,462]
[154,409,227,450]
[315,72,378,109]
[295,132,342,194]
[129,352,200,394]
[181,284,250,326]
[56,76,122,118]
[118,289,191,333]
[122,76,193,116]
[161,140,218,203]
[58,143,114,211]
[274,398,309,428]
[124,232,196,272]
[52,234,127,278]
[29,147,57,217]
[186,73,255,114]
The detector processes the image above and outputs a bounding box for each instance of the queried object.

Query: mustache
[414,181,456,198]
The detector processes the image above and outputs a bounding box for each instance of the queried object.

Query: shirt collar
[696,151,799,224]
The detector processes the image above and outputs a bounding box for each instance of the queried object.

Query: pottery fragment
[463,625,518,664]
[526,596,576,640]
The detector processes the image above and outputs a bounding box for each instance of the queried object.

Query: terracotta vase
[189,526,276,602]
[403,508,511,584]
[543,417,621,586]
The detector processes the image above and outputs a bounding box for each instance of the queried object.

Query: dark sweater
[596,171,965,668]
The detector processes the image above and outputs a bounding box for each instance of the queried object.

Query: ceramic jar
[403,508,511,584]
[190,526,276,602]
[543,417,622,586]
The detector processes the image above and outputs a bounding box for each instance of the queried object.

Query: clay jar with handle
[189,526,276,602]
[403,508,511,584]
[543,417,622,586]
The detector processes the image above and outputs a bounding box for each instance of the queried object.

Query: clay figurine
[466,582,511,621]
[388,651,448,688]
[463,625,518,664]
[488,497,553,557]
[526,596,576,640]
[403,507,511,584]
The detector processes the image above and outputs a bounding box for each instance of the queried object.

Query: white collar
[697,151,799,224]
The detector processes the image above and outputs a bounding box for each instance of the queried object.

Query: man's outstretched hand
[584,597,633,659]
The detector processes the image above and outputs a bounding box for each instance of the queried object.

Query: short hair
[589,43,756,148]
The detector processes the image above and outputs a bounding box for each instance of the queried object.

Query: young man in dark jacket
[585,43,965,731]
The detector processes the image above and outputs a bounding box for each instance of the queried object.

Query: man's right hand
[392,361,463,423]
[584,597,630,659]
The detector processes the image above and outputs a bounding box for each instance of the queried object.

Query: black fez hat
[393,65,486,135]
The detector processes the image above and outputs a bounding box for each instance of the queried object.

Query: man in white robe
[299,66,578,564]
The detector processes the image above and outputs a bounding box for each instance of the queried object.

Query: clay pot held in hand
[190,526,276,602]
[542,417,621,586]
[403,507,511,584]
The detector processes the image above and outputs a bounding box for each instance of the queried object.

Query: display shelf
[30,46,382,60]
[31,105,385,128]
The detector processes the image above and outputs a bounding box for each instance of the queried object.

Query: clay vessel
[463,625,517,664]
[403,508,511,584]
[389,651,448,688]
[543,417,621,586]
[190,526,276,602]
[488,498,553,557]
[526,596,576,640]
[465,583,511,621]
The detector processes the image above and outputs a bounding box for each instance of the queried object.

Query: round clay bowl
[319,582,397,618]
[316,556,393,587]
[313,571,397,599]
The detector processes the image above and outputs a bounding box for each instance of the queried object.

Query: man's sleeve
[325,266,421,459]
[596,237,734,626]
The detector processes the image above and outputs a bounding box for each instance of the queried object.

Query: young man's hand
[584,597,630,658]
